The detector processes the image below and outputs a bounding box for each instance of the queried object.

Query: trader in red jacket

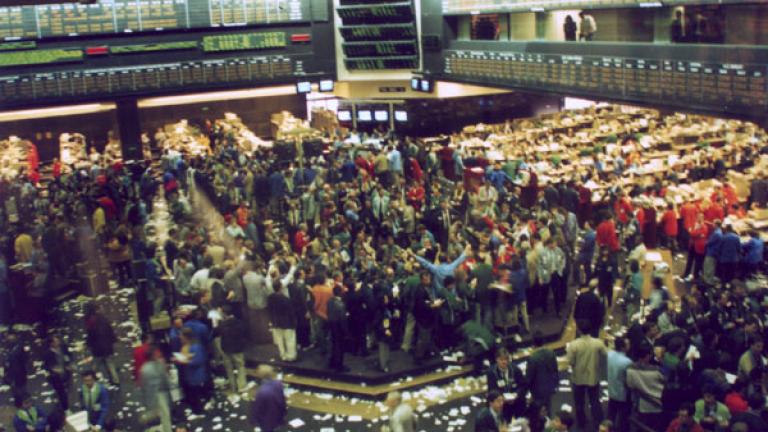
[679,199,700,250]
[682,213,709,281]
[660,203,679,252]
[614,192,633,226]
[596,214,620,253]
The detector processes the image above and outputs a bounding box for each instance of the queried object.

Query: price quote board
[440,44,768,118]
[0,0,310,40]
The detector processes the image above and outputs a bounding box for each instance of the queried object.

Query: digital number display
[110,41,198,54]
[441,46,768,117]
[337,1,418,70]
[0,48,82,68]
[202,31,286,52]
[0,0,309,41]
[0,41,36,51]
[346,56,418,70]
[0,54,300,104]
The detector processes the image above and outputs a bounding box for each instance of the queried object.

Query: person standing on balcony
[564,15,578,41]
[579,12,597,41]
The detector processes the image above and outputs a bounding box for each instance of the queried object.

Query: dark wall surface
[138,94,307,138]
[1,110,118,162]
[1,93,306,162]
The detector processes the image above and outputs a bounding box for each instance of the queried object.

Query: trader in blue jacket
[80,370,111,429]
[13,392,48,432]
[741,230,765,278]
[174,326,209,414]
[718,224,742,287]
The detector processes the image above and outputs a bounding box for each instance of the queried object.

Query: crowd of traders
[2,110,768,431]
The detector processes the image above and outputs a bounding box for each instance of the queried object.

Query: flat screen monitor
[357,110,372,121]
[337,110,352,121]
[319,79,334,92]
[374,110,389,121]
[296,81,311,93]
[394,110,408,122]
[420,79,432,92]
[411,77,420,90]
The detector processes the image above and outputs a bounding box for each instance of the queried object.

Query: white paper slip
[172,352,189,362]
[645,251,662,262]
[348,415,363,422]
[288,418,305,428]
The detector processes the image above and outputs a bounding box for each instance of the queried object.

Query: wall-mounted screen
[337,110,352,121]
[374,110,389,121]
[296,81,311,93]
[357,110,372,121]
[394,110,408,122]
[319,79,334,92]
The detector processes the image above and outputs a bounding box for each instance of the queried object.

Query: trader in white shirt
[579,11,597,41]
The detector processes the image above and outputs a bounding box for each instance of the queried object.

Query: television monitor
[357,110,372,121]
[394,110,408,122]
[337,110,352,121]
[319,79,334,92]
[374,110,389,121]
[420,79,432,92]
[296,81,311,93]
[411,77,420,90]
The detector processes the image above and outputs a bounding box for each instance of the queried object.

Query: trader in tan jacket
[566,331,607,429]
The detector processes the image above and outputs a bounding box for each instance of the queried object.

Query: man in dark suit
[475,390,505,432]
[327,285,348,372]
[573,283,605,337]
[526,331,559,414]
[486,348,526,419]
[428,199,456,249]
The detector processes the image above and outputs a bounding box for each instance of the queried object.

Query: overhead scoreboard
[0,0,309,40]
[336,0,419,70]
[438,42,768,119]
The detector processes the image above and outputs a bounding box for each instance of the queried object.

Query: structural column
[116,97,143,162]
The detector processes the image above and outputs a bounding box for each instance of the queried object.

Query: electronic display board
[337,0,418,70]
[345,56,418,70]
[0,48,82,67]
[438,42,768,119]
[202,31,286,52]
[110,40,198,54]
[440,0,759,15]
[0,41,36,51]
[0,53,310,105]
[0,0,310,40]
[339,24,415,42]
[342,41,417,58]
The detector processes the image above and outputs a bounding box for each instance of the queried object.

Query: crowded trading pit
[1,104,767,432]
